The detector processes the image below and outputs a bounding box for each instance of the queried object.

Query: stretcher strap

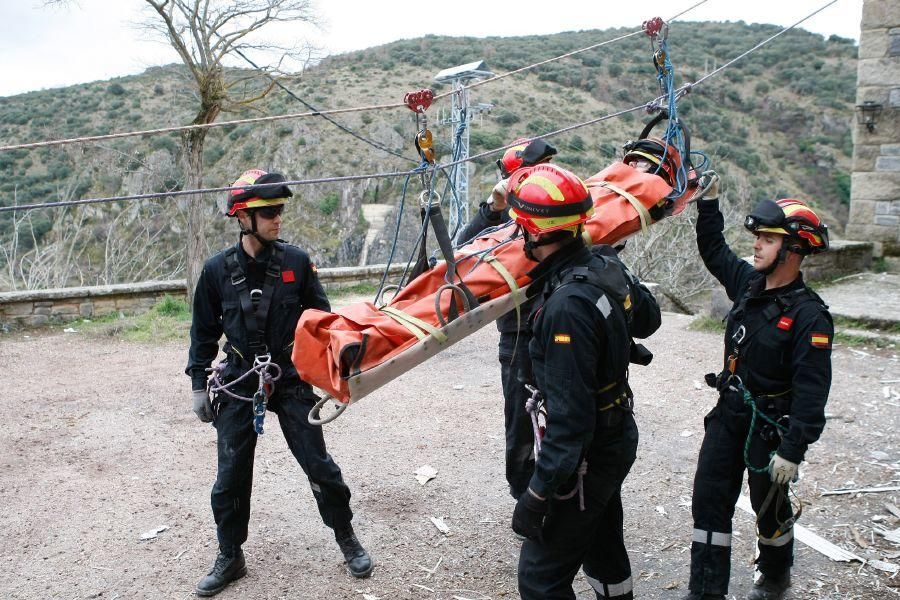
[593,180,651,234]
[483,254,522,328]
[380,306,448,343]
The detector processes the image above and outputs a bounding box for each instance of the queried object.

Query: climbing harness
[524,383,588,511]
[207,354,282,434]
[205,244,290,434]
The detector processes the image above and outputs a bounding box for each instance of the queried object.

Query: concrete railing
[0,264,405,329]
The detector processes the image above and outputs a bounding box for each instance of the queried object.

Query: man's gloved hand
[192,389,215,423]
[769,453,799,485]
[512,488,548,542]
[695,170,720,202]
[489,179,508,212]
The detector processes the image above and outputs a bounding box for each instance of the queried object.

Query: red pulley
[643,16,664,37]
[404,89,434,113]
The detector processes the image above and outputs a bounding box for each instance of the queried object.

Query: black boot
[334,524,373,578]
[747,572,790,600]
[196,547,247,597]
[682,593,725,600]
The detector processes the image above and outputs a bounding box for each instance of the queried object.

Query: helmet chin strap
[238,210,274,246]
[759,237,793,276]
[523,228,581,261]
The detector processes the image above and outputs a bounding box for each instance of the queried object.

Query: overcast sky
[0,0,863,98]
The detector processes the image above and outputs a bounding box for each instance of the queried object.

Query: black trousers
[689,395,794,596]
[499,330,536,499]
[211,385,353,550]
[518,413,638,600]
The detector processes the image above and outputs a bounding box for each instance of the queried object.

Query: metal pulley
[403,89,434,113]
[415,128,435,164]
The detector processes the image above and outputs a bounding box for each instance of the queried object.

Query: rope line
[0,0,711,154]
[0,0,839,215]
[692,0,839,88]
[230,46,417,163]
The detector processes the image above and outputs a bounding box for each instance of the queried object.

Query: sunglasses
[254,204,284,220]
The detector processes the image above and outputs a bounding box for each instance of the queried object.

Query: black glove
[512,489,548,542]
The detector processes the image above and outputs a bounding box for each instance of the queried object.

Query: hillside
[0,21,858,291]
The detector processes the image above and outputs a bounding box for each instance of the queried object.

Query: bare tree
[141,0,318,303]
[622,170,754,311]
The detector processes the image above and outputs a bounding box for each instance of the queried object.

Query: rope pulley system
[405,89,436,166]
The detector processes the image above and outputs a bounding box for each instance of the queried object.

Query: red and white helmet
[496,138,532,178]
[226,169,292,216]
[506,164,594,235]
[622,136,683,186]
[744,198,829,254]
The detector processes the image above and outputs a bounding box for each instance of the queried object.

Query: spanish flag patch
[311,263,318,274]
[553,333,572,344]
[810,332,831,349]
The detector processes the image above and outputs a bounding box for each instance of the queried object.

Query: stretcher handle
[308,394,349,425]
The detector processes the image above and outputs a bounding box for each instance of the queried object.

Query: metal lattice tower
[434,61,494,227]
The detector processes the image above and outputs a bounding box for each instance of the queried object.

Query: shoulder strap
[224,243,285,356]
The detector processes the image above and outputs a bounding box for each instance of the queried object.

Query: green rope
[737,382,789,474]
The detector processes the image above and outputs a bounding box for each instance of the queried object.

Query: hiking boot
[682,593,725,600]
[335,524,373,578]
[196,547,247,597]
[747,572,790,600]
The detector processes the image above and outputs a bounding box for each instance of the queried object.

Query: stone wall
[847,0,900,253]
[0,264,404,330]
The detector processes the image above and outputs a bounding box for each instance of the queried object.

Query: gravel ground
[0,310,898,600]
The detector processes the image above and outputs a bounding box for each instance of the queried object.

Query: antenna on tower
[434,60,495,231]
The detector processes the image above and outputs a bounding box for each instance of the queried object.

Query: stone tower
[847,0,900,254]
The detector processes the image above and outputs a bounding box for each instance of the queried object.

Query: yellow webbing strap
[483,254,522,329]
[594,181,652,234]
[381,306,448,343]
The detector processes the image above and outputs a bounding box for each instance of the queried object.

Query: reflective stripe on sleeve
[692,528,732,547]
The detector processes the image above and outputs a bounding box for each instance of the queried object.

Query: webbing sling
[224,243,286,356]
[483,254,522,330]
[590,180,652,234]
[380,306,449,343]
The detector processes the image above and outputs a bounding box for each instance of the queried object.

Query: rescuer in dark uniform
[503,163,661,599]
[456,136,677,504]
[186,169,372,597]
[684,184,833,600]
[457,138,557,500]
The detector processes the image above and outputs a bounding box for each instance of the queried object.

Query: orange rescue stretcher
[293,162,696,419]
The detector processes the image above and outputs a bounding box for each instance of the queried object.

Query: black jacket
[696,200,833,463]
[526,241,661,498]
[458,201,533,334]
[186,241,329,393]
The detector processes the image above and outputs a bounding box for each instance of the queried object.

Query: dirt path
[0,313,898,599]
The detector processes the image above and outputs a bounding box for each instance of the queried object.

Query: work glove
[769,453,799,485]
[695,170,720,202]
[192,389,215,423]
[512,488,548,542]
[489,179,508,212]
